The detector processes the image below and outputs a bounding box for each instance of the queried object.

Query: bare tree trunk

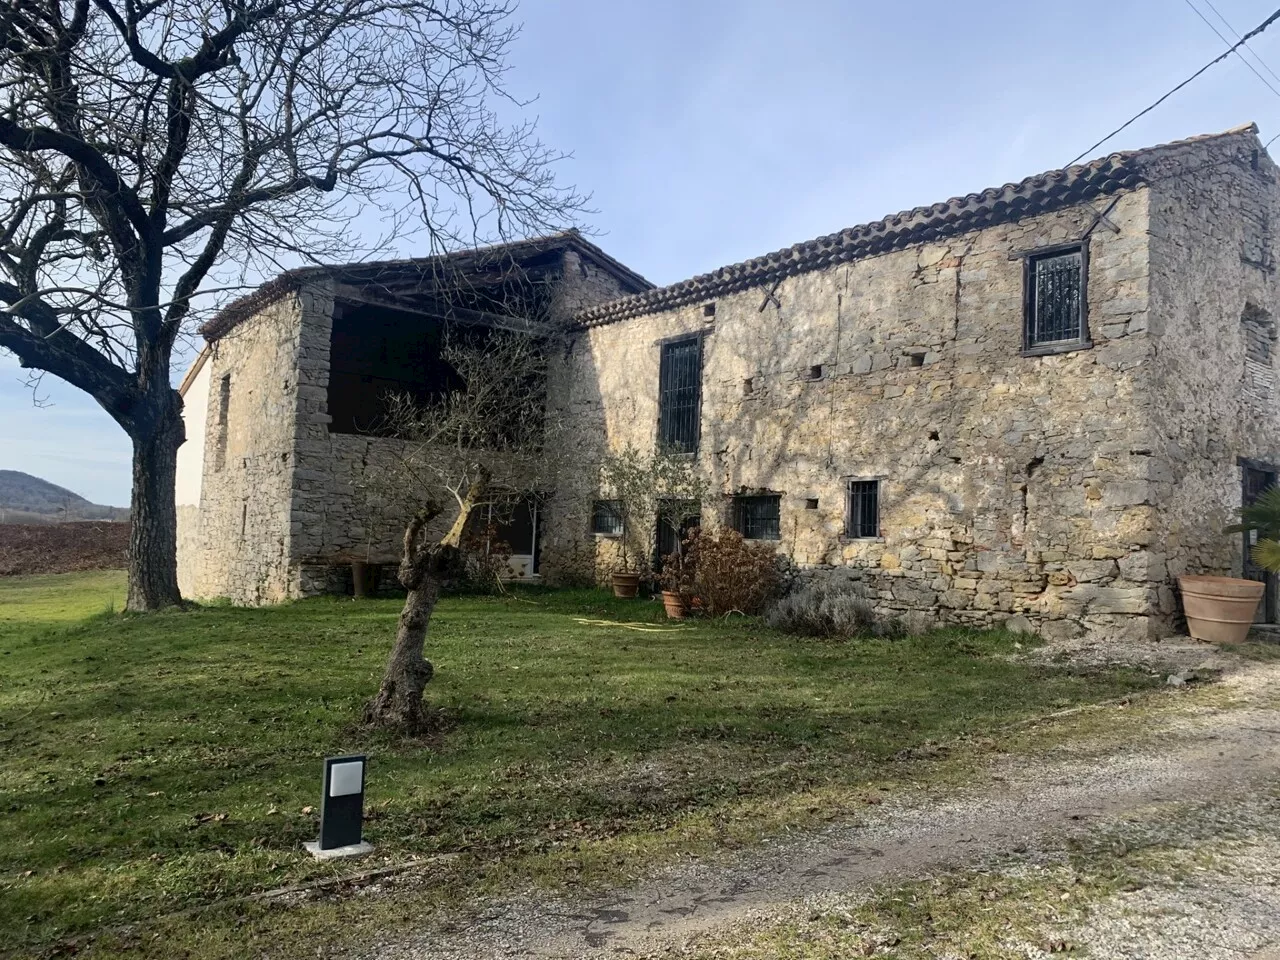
[363,569,441,731]
[125,396,184,612]
[365,474,487,732]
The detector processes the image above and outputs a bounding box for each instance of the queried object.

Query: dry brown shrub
[683,528,782,616]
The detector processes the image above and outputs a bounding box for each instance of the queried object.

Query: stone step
[1247,624,1280,644]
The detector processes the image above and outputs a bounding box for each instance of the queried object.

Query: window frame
[590,499,625,537]
[656,332,705,454]
[1020,242,1092,356]
[730,493,781,542]
[844,478,882,540]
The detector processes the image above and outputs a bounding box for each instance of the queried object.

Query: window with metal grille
[591,499,624,536]
[658,336,703,453]
[732,495,780,541]
[654,500,700,571]
[1024,247,1086,349]
[845,479,880,539]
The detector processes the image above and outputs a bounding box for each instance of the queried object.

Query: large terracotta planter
[661,591,687,619]
[1178,575,1265,644]
[611,572,641,598]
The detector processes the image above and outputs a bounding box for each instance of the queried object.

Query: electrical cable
[1203,0,1280,87]
[1067,6,1280,165]
[1182,0,1280,100]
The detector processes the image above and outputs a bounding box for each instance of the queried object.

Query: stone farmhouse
[176,123,1280,642]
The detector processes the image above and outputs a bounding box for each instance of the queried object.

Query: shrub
[683,528,782,616]
[767,579,908,638]
[456,522,514,593]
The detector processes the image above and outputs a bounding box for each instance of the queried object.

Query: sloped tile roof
[199,230,652,342]
[573,124,1260,328]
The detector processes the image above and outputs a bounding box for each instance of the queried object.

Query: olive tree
[598,444,714,580]
[0,0,584,610]
[362,331,563,732]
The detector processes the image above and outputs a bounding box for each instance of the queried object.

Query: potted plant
[1182,487,1280,643]
[598,445,714,599]
[658,528,699,618]
[599,445,650,598]
[611,568,642,599]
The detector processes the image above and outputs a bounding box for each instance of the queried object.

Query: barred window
[658,336,703,453]
[591,499,624,536]
[1024,247,1086,349]
[846,479,880,539]
[732,495,780,541]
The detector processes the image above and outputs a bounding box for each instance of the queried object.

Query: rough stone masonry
[177,124,1280,643]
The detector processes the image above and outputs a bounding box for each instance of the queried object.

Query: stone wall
[180,142,1280,634]
[286,249,644,595]
[177,294,307,602]
[1146,132,1280,606]
[542,190,1161,640]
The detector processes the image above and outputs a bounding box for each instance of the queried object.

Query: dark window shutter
[658,336,703,453]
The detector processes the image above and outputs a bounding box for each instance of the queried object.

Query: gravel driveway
[368,652,1280,960]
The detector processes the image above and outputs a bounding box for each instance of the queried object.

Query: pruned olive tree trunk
[363,475,486,732]
[359,330,561,734]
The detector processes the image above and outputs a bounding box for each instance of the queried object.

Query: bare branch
[0,0,587,610]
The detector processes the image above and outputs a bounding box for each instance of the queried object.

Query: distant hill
[0,470,129,523]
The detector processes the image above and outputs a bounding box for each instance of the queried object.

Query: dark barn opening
[327,301,469,435]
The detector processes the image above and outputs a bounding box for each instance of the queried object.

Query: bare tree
[362,331,561,732]
[0,0,585,610]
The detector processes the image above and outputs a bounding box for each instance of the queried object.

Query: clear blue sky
[5,0,1280,506]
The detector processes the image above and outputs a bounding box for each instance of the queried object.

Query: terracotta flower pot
[1178,575,1265,644]
[661,590,687,619]
[611,572,641,598]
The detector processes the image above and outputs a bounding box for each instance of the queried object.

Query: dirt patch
[0,522,129,576]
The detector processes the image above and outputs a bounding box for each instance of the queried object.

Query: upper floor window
[732,494,780,541]
[658,335,703,453]
[1024,246,1088,352]
[213,374,231,471]
[845,479,880,539]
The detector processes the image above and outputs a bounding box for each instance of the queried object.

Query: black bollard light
[304,754,374,859]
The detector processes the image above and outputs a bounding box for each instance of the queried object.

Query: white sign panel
[329,760,364,797]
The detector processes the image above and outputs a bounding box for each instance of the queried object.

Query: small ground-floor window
[591,499,624,536]
[846,479,880,539]
[468,497,541,577]
[732,494,781,541]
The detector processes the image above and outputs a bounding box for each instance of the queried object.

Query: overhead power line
[1202,0,1280,88]
[1068,5,1280,166]
[1183,0,1280,100]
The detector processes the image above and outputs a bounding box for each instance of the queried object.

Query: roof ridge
[199,230,651,341]
[574,124,1261,329]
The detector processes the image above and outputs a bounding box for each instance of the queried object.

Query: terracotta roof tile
[573,124,1260,328]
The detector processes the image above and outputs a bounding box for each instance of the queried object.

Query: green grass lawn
[0,571,1160,956]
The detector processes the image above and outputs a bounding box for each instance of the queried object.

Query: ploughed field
[0,521,129,576]
[0,571,1160,957]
